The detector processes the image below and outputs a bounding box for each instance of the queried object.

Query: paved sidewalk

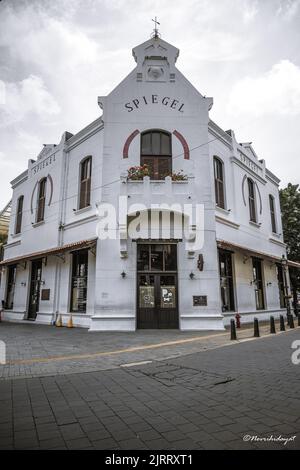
[0,329,299,450]
[0,320,297,379]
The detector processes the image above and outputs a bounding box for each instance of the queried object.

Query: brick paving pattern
[0,324,299,450]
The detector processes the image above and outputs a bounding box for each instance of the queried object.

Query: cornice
[66,118,104,151]
[231,156,267,185]
[10,170,28,189]
[215,215,240,229]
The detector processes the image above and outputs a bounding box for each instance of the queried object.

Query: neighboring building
[0,33,299,330]
[0,200,11,287]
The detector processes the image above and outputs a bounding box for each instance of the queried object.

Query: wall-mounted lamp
[20,282,26,287]
[197,254,204,271]
[189,272,195,280]
[267,282,272,287]
[41,280,46,285]
[121,271,126,279]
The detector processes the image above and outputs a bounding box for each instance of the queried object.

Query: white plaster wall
[1,36,289,331]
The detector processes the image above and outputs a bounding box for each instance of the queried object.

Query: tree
[279,183,300,262]
[280,183,300,313]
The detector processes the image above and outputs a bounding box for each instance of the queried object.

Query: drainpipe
[52,133,70,323]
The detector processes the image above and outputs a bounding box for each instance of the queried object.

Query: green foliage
[0,232,7,245]
[279,183,300,262]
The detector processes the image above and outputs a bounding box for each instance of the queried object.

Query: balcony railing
[120,174,194,203]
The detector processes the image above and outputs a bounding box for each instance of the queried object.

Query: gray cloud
[0,0,299,208]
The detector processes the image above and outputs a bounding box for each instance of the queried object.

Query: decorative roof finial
[151,16,160,38]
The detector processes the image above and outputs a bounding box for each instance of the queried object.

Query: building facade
[0,35,297,331]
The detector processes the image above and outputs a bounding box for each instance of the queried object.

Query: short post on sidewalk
[254,317,260,337]
[230,319,237,340]
[290,315,295,329]
[270,316,276,334]
[280,315,285,332]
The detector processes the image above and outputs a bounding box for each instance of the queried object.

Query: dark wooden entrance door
[137,273,178,329]
[28,259,42,320]
[137,243,178,329]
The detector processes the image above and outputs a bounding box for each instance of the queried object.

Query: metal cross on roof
[151,16,160,38]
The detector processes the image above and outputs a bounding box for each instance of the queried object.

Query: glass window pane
[161,133,171,155]
[152,133,160,155]
[141,157,154,178]
[150,244,164,270]
[157,157,171,179]
[164,245,177,270]
[141,133,151,155]
[137,245,150,271]
[71,250,88,312]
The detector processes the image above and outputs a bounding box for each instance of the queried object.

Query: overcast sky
[0,0,300,208]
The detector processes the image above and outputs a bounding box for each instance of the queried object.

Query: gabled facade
[0,34,295,330]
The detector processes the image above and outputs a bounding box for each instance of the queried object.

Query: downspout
[52,133,70,324]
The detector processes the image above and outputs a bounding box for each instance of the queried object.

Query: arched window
[15,195,24,234]
[36,178,47,223]
[79,157,92,209]
[213,157,225,209]
[269,195,277,233]
[248,178,257,222]
[141,130,172,180]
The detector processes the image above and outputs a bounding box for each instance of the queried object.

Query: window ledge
[10,232,21,239]
[249,220,261,228]
[215,206,230,215]
[73,205,92,216]
[32,220,45,228]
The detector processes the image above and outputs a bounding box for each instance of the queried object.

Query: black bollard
[270,316,276,334]
[298,315,300,327]
[280,315,285,332]
[254,317,260,337]
[290,315,295,329]
[230,319,237,340]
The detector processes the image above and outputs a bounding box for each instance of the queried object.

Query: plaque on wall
[41,289,50,301]
[193,295,207,306]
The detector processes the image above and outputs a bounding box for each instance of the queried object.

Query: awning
[0,238,97,267]
[217,239,300,269]
[0,200,11,236]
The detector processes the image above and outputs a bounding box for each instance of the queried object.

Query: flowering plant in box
[170,170,188,181]
[127,164,150,180]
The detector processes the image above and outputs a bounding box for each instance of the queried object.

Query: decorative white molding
[269,237,286,247]
[231,156,266,185]
[215,215,240,229]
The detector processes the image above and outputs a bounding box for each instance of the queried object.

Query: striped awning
[0,238,97,267]
[217,239,300,269]
[0,200,11,236]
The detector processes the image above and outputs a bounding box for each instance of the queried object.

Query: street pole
[282,255,292,326]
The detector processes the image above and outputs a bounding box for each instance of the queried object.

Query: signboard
[193,295,207,307]
[139,286,155,308]
[41,289,50,301]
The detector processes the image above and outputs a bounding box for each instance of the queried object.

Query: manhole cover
[128,362,235,390]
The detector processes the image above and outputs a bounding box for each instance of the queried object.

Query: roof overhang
[0,238,97,267]
[217,239,300,269]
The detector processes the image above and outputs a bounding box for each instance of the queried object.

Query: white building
[0,33,298,331]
